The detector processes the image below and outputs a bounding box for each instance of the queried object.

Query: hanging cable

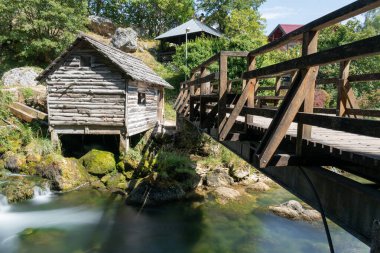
[299,166,335,253]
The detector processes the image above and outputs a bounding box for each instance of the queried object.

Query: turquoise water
[0,187,368,253]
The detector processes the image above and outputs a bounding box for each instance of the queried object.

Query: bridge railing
[175,0,380,168]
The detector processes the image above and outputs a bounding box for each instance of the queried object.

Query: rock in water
[87,15,116,36]
[80,149,116,176]
[206,168,234,187]
[126,179,185,206]
[269,200,321,222]
[213,187,240,201]
[1,67,41,87]
[36,154,89,191]
[111,28,138,53]
[246,181,270,193]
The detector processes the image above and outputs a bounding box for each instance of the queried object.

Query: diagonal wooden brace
[254,68,318,168]
[219,79,256,141]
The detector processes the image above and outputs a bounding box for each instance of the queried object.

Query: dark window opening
[138,92,146,105]
[80,56,92,67]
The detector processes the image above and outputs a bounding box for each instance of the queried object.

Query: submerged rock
[246,181,270,193]
[80,149,116,176]
[111,27,138,53]
[126,179,185,206]
[212,186,241,203]
[206,168,234,187]
[36,154,89,191]
[87,15,116,36]
[1,67,41,87]
[269,200,321,222]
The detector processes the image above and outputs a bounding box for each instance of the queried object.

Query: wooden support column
[50,129,61,152]
[218,54,228,139]
[181,73,196,116]
[371,220,380,253]
[246,55,256,125]
[188,73,196,120]
[157,87,164,124]
[296,31,319,155]
[200,67,210,128]
[119,133,129,154]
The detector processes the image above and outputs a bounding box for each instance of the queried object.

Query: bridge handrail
[248,0,380,57]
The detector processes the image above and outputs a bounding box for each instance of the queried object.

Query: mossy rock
[102,172,127,190]
[80,149,116,176]
[3,151,27,173]
[0,176,35,203]
[121,149,142,171]
[36,154,90,191]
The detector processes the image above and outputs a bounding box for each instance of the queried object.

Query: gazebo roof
[155,19,222,44]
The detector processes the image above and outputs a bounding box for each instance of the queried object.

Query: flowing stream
[0,183,368,253]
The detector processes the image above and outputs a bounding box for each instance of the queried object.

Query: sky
[258,0,364,34]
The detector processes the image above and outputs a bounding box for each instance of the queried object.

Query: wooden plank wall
[47,47,126,132]
[126,82,158,136]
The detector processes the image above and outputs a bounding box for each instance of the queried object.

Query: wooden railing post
[218,53,228,139]
[337,60,350,117]
[296,31,319,155]
[188,73,196,120]
[274,76,281,106]
[246,55,256,125]
[200,67,210,128]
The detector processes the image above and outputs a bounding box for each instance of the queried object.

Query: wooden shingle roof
[36,34,173,89]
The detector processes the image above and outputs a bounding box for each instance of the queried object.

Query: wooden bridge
[175,0,380,249]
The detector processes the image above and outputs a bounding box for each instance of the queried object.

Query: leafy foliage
[197,0,265,32]
[88,0,194,38]
[0,0,88,64]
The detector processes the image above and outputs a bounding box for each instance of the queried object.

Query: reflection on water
[0,188,368,253]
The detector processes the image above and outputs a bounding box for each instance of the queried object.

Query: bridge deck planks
[245,115,380,161]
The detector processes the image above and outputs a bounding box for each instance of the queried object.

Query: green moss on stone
[103,172,127,190]
[80,149,116,176]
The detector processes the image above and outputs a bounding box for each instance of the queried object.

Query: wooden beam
[221,51,249,57]
[248,0,380,57]
[184,72,219,86]
[297,31,319,155]
[218,54,228,139]
[255,68,317,168]
[337,60,351,116]
[246,56,257,125]
[243,35,380,80]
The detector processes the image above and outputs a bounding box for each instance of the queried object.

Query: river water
[0,186,368,253]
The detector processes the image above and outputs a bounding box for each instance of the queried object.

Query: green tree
[197,0,265,32]
[0,0,88,64]
[88,0,195,38]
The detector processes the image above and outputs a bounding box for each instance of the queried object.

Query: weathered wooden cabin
[36,34,173,152]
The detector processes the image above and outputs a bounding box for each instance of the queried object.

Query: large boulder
[87,15,116,36]
[111,28,138,53]
[80,149,116,176]
[1,67,41,87]
[2,151,27,173]
[206,167,234,187]
[36,154,89,191]
[0,175,36,203]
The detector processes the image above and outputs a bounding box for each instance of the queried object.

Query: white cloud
[260,6,297,20]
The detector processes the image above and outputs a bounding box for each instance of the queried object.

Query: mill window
[138,92,146,105]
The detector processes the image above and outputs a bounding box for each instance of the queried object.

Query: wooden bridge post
[274,77,282,106]
[157,87,164,124]
[186,73,196,118]
[296,31,319,155]
[246,55,256,125]
[200,67,210,128]
[218,53,228,140]
[336,60,361,118]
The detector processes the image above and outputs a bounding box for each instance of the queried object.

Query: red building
[268,24,303,49]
